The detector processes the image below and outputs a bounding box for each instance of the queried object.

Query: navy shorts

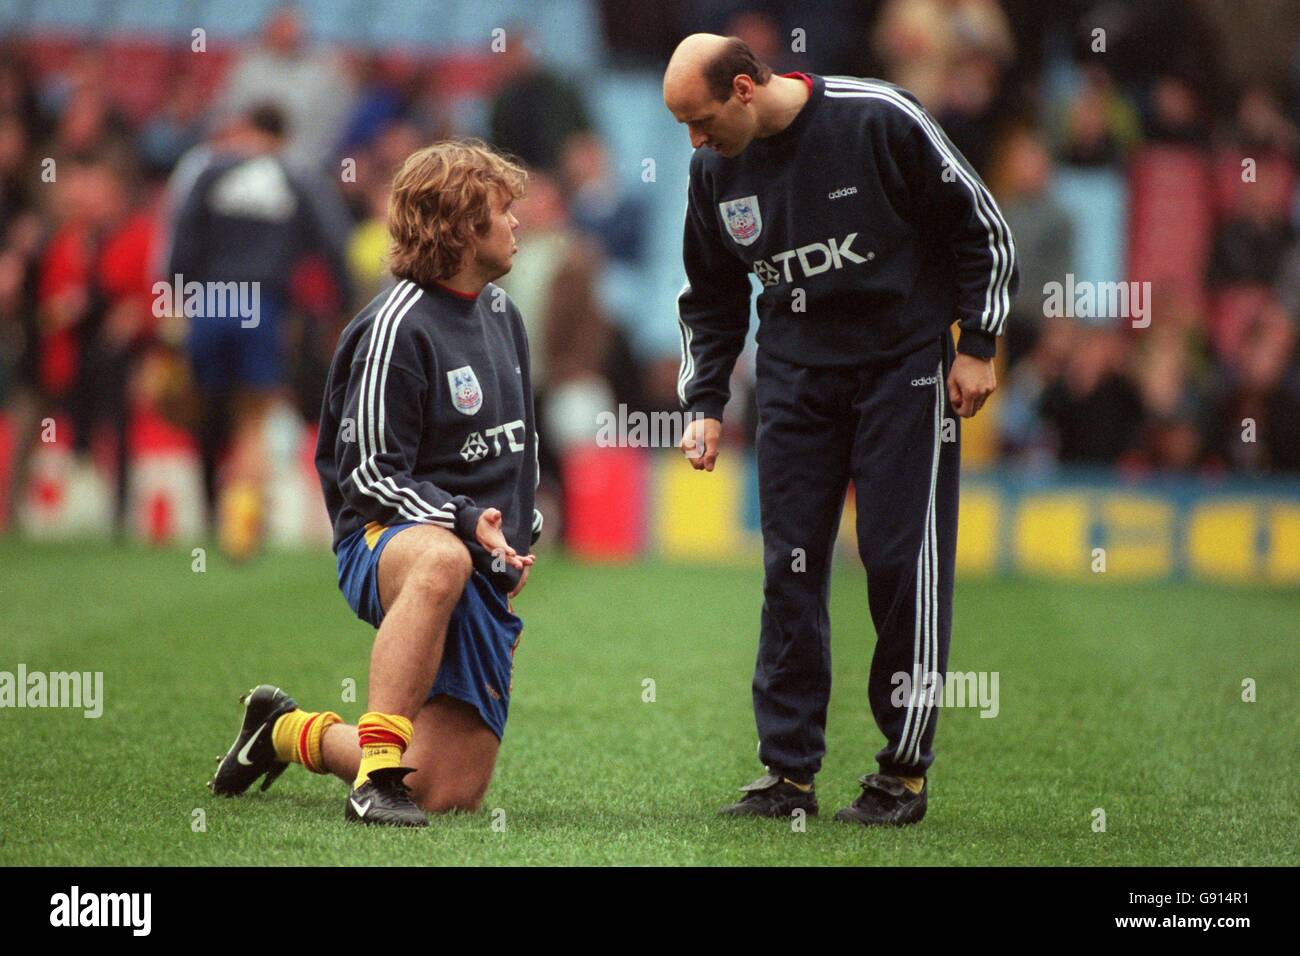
[335,521,523,740]
[187,294,283,391]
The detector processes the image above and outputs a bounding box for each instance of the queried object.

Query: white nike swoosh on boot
[235,724,267,766]
[350,797,372,817]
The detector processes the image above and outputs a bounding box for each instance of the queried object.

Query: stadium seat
[1050,166,1128,289]
[103,39,173,123]
[193,0,280,39]
[1127,145,1214,310]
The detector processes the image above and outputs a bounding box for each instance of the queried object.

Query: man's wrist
[454,504,485,543]
[956,329,997,360]
[688,402,725,422]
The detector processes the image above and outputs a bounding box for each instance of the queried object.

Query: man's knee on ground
[411,779,488,814]
[404,530,473,602]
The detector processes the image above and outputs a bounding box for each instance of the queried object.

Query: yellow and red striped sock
[271,709,341,774]
[354,712,413,789]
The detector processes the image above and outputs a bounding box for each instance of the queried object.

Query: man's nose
[689,129,707,149]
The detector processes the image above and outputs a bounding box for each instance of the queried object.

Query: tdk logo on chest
[752,233,873,287]
[461,421,525,463]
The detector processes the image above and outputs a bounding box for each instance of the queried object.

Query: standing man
[208,139,542,827]
[665,36,1017,825]
[164,104,353,560]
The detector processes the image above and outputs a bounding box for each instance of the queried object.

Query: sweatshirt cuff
[688,400,727,422]
[956,328,997,360]
[453,503,485,544]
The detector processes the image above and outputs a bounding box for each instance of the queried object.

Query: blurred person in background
[1200,301,1300,473]
[137,70,208,181]
[559,131,648,269]
[345,122,427,304]
[164,104,352,559]
[1209,162,1295,289]
[488,27,593,175]
[992,126,1074,368]
[1038,323,1143,465]
[1056,66,1141,168]
[1144,74,1211,147]
[1128,323,1205,472]
[35,152,157,533]
[214,3,356,174]
[0,106,44,523]
[998,314,1072,466]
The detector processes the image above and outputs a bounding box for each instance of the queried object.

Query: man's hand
[476,508,534,571]
[680,416,722,471]
[508,564,529,598]
[947,354,996,418]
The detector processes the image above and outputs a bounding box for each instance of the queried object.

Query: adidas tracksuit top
[677,73,1018,419]
[676,74,1019,782]
[315,278,540,595]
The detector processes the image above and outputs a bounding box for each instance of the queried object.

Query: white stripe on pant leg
[897,361,944,765]
[906,363,945,764]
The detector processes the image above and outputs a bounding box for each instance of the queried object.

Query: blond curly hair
[387,139,527,285]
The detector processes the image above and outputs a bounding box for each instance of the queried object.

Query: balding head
[664,34,772,113]
[664,34,774,156]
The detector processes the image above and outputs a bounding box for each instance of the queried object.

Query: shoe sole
[832,804,927,827]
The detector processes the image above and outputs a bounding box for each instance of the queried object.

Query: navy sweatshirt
[165,150,353,303]
[677,73,1019,419]
[315,278,540,594]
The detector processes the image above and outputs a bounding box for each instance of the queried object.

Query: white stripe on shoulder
[349,281,454,527]
[824,78,1015,335]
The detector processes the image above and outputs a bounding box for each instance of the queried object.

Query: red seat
[1127,146,1214,312]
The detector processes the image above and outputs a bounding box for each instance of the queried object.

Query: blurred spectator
[1057,67,1141,168]
[488,29,592,174]
[137,72,207,180]
[1200,303,1300,472]
[559,131,647,267]
[873,0,1013,114]
[1129,326,1204,472]
[999,315,1073,466]
[35,153,157,531]
[993,127,1074,367]
[1144,75,1211,146]
[214,4,356,174]
[1039,325,1144,465]
[1209,171,1295,289]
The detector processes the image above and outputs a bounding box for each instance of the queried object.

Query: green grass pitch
[1,538,1295,866]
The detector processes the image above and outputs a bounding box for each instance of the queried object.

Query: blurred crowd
[0,1,1298,545]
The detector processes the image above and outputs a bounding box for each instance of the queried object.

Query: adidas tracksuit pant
[752,329,959,783]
